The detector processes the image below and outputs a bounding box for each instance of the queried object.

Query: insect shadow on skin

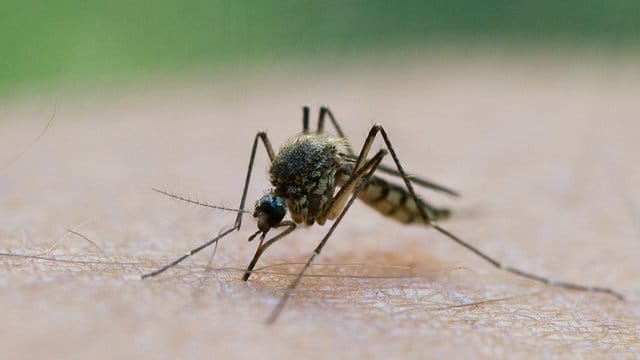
[142,106,624,324]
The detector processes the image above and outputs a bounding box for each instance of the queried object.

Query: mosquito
[142,106,624,324]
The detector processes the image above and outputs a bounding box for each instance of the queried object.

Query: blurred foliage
[1,0,639,91]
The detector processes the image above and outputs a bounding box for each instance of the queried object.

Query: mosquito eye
[254,194,287,231]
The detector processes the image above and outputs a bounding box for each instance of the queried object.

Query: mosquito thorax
[269,134,347,225]
[253,194,287,232]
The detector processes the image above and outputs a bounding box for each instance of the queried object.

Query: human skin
[1,53,639,359]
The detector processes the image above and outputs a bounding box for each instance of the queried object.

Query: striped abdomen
[339,171,451,224]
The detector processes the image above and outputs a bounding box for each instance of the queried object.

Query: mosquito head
[253,193,287,233]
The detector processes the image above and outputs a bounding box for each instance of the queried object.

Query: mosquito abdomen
[339,172,450,224]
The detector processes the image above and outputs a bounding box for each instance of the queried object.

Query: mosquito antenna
[152,188,252,214]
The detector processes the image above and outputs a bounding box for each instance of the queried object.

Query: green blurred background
[2,0,639,94]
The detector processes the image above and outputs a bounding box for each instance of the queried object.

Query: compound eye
[254,194,287,232]
[261,195,286,222]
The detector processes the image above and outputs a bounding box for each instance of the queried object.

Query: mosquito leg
[317,106,355,155]
[319,122,385,221]
[430,225,624,299]
[242,221,297,281]
[302,106,311,134]
[317,107,348,139]
[317,108,457,196]
[374,162,459,197]
[235,131,276,229]
[143,131,276,279]
[266,149,387,324]
[341,153,459,197]
[365,124,624,300]
[141,226,236,279]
